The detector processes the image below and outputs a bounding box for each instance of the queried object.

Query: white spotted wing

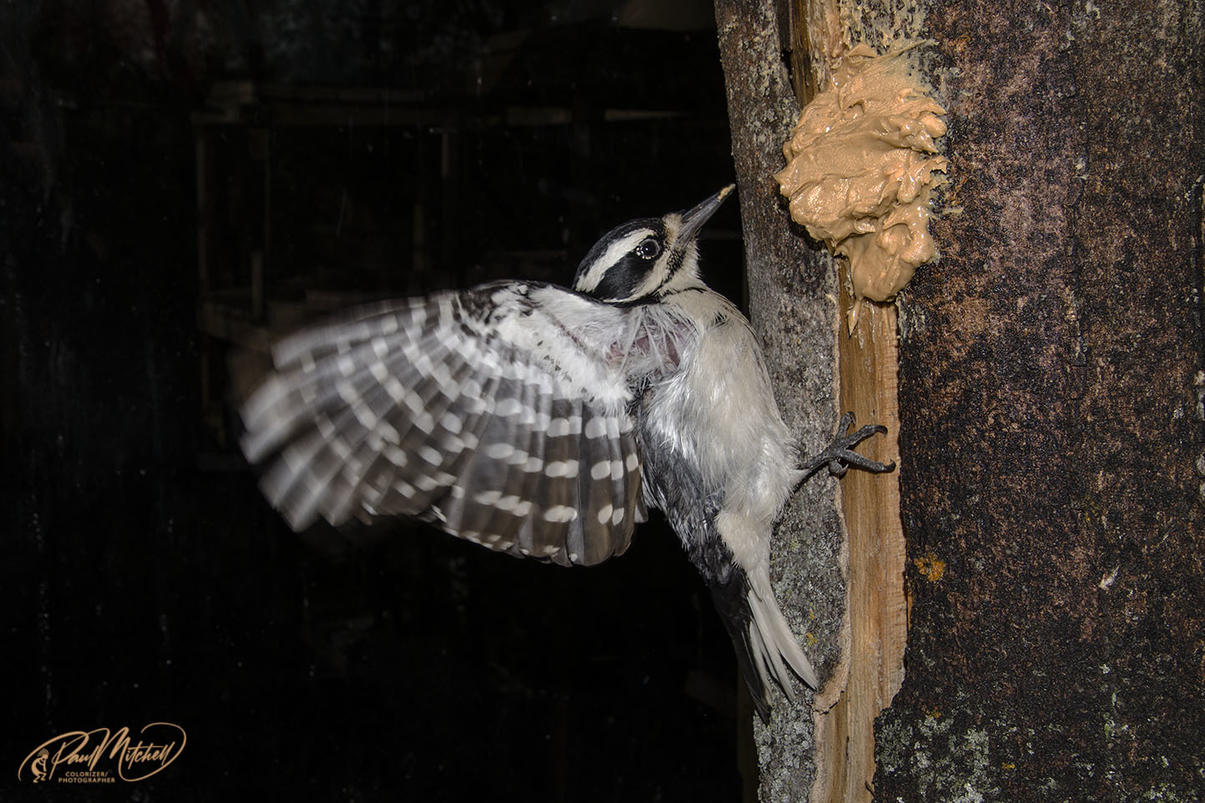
[240,281,691,566]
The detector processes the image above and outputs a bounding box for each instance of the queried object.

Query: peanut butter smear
[775,44,947,306]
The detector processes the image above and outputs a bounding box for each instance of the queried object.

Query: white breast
[644,289,799,526]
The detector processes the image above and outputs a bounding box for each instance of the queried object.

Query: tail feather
[708,572,771,720]
[709,563,817,721]
[748,565,819,690]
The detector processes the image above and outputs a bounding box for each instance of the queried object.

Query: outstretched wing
[240,281,675,567]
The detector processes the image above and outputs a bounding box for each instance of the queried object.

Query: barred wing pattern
[241,281,689,567]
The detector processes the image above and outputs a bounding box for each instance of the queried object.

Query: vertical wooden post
[788,2,912,796]
[812,280,905,803]
[717,1,918,799]
[716,0,855,798]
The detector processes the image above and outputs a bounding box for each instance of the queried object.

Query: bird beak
[678,184,735,241]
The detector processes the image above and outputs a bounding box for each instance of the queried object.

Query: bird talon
[800,412,895,480]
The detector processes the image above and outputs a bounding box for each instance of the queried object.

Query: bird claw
[801,412,896,480]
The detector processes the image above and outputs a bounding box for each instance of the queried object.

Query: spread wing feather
[241,282,678,567]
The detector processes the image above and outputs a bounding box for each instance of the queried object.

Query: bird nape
[239,185,894,720]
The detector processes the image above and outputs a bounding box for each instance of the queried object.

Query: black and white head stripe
[572,218,669,303]
[239,283,689,566]
[573,185,734,304]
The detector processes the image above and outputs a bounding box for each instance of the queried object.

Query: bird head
[572,185,734,304]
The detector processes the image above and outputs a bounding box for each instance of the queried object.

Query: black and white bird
[240,185,892,718]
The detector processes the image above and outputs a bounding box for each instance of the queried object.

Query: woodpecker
[240,185,893,718]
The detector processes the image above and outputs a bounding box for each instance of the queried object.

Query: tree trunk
[718,0,1204,799]
[879,0,1205,798]
[715,1,870,799]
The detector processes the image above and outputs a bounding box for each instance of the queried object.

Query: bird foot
[801,412,895,480]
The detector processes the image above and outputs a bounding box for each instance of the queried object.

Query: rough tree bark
[877,0,1205,798]
[718,0,1204,799]
[714,2,850,800]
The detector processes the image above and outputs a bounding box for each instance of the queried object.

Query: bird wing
[240,281,680,567]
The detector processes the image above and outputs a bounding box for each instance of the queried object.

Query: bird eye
[635,238,661,260]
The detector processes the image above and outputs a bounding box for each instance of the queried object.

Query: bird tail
[710,563,818,721]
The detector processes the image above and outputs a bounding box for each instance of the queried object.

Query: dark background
[1,1,752,799]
